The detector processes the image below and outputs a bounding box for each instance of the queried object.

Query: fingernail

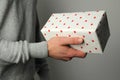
[82,53,87,58]
[78,38,84,43]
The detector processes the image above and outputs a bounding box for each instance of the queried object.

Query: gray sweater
[0,0,48,80]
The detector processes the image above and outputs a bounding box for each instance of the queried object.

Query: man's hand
[47,37,87,61]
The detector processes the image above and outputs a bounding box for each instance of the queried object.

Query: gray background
[37,0,120,80]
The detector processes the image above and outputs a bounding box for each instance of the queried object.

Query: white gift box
[41,10,110,53]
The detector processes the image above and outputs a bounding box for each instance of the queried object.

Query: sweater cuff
[29,41,48,58]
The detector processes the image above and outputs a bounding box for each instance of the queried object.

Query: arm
[0,0,48,65]
[0,38,48,65]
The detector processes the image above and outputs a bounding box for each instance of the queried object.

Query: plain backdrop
[37,0,120,80]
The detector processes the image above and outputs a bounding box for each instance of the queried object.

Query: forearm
[0,38,48,65]
[29,41,48,58]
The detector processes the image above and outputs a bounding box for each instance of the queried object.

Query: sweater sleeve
[0,0,48,65]
[0,38,48,65]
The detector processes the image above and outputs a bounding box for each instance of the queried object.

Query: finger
[74,50,87,58]
[67,48,86,58]
[59,37,84,45]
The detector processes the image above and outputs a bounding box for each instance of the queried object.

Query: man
[0,0,86,80]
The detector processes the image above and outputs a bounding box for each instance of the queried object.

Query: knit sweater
[0,0,48,80]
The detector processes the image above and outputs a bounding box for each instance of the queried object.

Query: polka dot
[80,46,83,49]
[52,23,54,25]
[86,43,89,46]
[67,17,69,19]
[90,23,93,26]
[88,31,92,34]
[55,26,58,28]
[88,13,91,16]
[93,16,96,19]
[95,48,98,50]
[68,26,71,29]
[63,23,66,25]
[48,30,50,32]
[56,17,58,19]
[56,34,58,37]
[74,14,77,16]
[83,35,85,38]
[81,26,84,29]
[85,20,87,22]
[80,16,82,19]
[96,10,99,12]
[89,50,92,53]
[68,35,71,37]
[60,30,63,33]
[59,20,62,22]
[92,40,95,42]
[73,31,77,33]
[71,20,74,22]
[63,14,65,16]
[76,23,79,25]
[48,20,50,22]
[44,33,46,36]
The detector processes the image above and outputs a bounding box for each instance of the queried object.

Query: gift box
[41,10,110,53]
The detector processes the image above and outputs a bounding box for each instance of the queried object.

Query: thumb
[60,37,84,45]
